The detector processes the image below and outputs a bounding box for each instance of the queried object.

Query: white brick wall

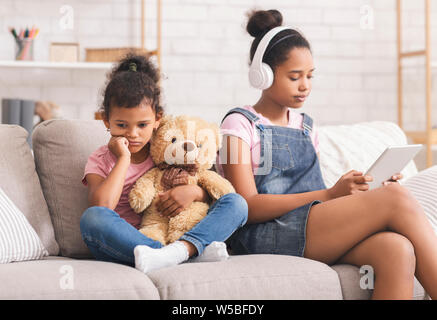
[0,0,436,129]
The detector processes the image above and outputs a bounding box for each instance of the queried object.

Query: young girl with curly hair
[80,54,248,273]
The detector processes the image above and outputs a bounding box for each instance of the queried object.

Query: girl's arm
[87,156,131,210]
[87,135,132,209]
[221,136,331,224]
[221,136,369,224]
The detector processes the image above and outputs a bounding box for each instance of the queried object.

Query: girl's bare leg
[336,231,416,299]
[303,183,437,299]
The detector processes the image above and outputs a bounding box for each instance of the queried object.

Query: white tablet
[365,144,423,190]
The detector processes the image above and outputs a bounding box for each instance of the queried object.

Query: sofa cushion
[32,120,110,258]
[147,254,342,299]
[0,187,48,263]
[318,121,418,188]
[0,256,159,299]
[331,264,427,300]
[0,125,59,256]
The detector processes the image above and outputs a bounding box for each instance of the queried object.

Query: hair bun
[246,9,283,38]
[111,53,160,83]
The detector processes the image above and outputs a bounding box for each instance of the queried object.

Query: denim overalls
[222,107,327,257]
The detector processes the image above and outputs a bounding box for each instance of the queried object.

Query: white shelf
[0,60,113,70]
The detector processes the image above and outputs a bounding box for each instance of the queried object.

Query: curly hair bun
[100,52,163,119]
[246,9,283,38]
[110,53,160,83]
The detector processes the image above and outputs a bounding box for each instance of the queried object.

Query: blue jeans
[80,193,248,266]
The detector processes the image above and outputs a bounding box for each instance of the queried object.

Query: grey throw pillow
[403,165,437,234]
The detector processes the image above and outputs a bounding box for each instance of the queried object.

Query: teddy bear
[128,115,235,245]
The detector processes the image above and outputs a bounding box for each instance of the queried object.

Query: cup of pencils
[9,27,40,61]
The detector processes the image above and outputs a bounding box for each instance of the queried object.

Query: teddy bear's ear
[156,115,173,130]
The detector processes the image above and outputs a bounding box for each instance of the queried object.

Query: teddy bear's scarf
[157,163,199,191]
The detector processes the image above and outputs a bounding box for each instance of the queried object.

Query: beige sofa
[0,119,428,300]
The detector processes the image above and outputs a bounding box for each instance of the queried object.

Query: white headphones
[248,26,293,90]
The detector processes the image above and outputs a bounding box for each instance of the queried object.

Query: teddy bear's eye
[171,137,177,143]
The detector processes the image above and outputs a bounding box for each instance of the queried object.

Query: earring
[106,128,110,132]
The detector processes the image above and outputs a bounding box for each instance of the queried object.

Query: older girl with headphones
[217,9,437,300]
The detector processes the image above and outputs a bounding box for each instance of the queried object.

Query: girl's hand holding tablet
[327,170,373,199]
[328,170,403,199]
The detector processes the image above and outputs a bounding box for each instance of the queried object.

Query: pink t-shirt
[216,105,319,176]
[82,145,154,229]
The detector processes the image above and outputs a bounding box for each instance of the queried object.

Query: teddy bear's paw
[166,231,185,245]
[197,170,235,200]
[129,191,152,213]
[210,182,236,199]
[166,204,208,244]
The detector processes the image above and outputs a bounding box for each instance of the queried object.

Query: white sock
[134,241,189,274]
[190,241,229,263]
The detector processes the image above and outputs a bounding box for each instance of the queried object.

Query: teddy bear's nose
[183,141,196,152]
